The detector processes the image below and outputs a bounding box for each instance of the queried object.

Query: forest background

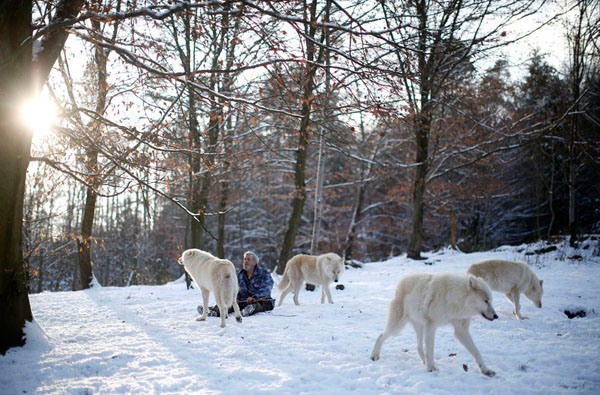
[6,1,600,295]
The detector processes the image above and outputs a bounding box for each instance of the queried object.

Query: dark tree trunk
[78,177,98,289]
[344,182,366,262]
[77,19,109,289]
[276,133,309,274]
[276,67,315,273]
[0,0,34,355]
[276,0,320,274]
[407,2,431,260]
[217,180,228,259]
[0,0,84,353]
[407,116,430,260]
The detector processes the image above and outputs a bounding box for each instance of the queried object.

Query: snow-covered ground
[2,238,599,394]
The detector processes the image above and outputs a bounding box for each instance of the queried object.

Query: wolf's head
[525,278,544,308]
[467,275,498,321]
[323,254,345,282]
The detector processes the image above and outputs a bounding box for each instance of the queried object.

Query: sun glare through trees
[19,93,57,141]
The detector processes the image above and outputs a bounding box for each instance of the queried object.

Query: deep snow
[1,238,599,394]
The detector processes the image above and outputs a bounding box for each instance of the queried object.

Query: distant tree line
[22,1,600,293]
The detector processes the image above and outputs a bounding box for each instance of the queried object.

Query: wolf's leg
[371,299,407,361]
[278,285,292,307]
[232,301,242,323]
[370,331,390,361]
[508,288,524,319]
[197,288,210,321]
[292,280,302,305]
[423,321,438,372]
[452,319,495,377]
[413,322,426,365]
[322,283,333,304]
[277,274,293,306]
[216,302,228,328]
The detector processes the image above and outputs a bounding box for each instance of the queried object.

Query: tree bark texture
[407,121,429,260]
[0,0,84,353]
[78,20,108,289]
[407,0,432,260]
[276,114,311,274]
[0,0,34,353]
[276,0,321,274]
[343,182,366,262]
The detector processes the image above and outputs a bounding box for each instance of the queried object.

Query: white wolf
[467,259,544,320]
[179,249,242,328]
[371,273,498,377]
[277,253,345,306]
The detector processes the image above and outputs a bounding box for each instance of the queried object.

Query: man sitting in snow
[198,251,275,317]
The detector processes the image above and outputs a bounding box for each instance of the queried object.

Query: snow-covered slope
[2,239,599,394]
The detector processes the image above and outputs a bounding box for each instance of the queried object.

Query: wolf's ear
[467,275,477,290]
[540,280,544,287]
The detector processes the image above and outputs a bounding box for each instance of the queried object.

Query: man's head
[243,251,259,273]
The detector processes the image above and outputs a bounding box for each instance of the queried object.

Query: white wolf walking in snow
[467,259,544,320]
[277,253,345,306]
[371,273,498,377]
[179,249,242,328]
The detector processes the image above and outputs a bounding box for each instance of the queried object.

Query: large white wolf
[277,253,345,306]
[371,273,498,377]
[179,249,242,328]
[467,259,544,320]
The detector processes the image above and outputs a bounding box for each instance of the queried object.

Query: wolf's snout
[482,312,497,321]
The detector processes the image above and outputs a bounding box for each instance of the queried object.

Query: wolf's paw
[196,316,207,321]
[481,368,496,377]
[427,365,439,373]
[236,316,242,323]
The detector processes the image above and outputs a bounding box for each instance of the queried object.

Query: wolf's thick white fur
[277,253,345,306]
[371,273,498,377]
[179,249,242,328]
[467,259,544,320]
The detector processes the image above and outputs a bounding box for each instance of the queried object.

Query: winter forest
[1,1,599,353]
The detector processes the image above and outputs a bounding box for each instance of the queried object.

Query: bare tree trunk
[0,0,34,354]
[77,176,98,289]
[309,0,331,257]
[217,180,228,259]
[310,131,325,255]
[407,1,431,260]
[343,182,366,261]
[450,209,457,249]
[547,147,556,239]
[567,7,583,247]
[1,0,84,354]
[276,0,321,274]
[407,117,430,260]
[77,19,110,289]
[277,117,311,274]
[188,89,202,249]
[170,10,203,251]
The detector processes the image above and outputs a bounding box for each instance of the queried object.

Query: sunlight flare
[19,95,57,139]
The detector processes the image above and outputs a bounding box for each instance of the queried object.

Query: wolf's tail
[222,274,237,307]
[278,269,290,291]
[384,294,407,336]
[216,263,238,307]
